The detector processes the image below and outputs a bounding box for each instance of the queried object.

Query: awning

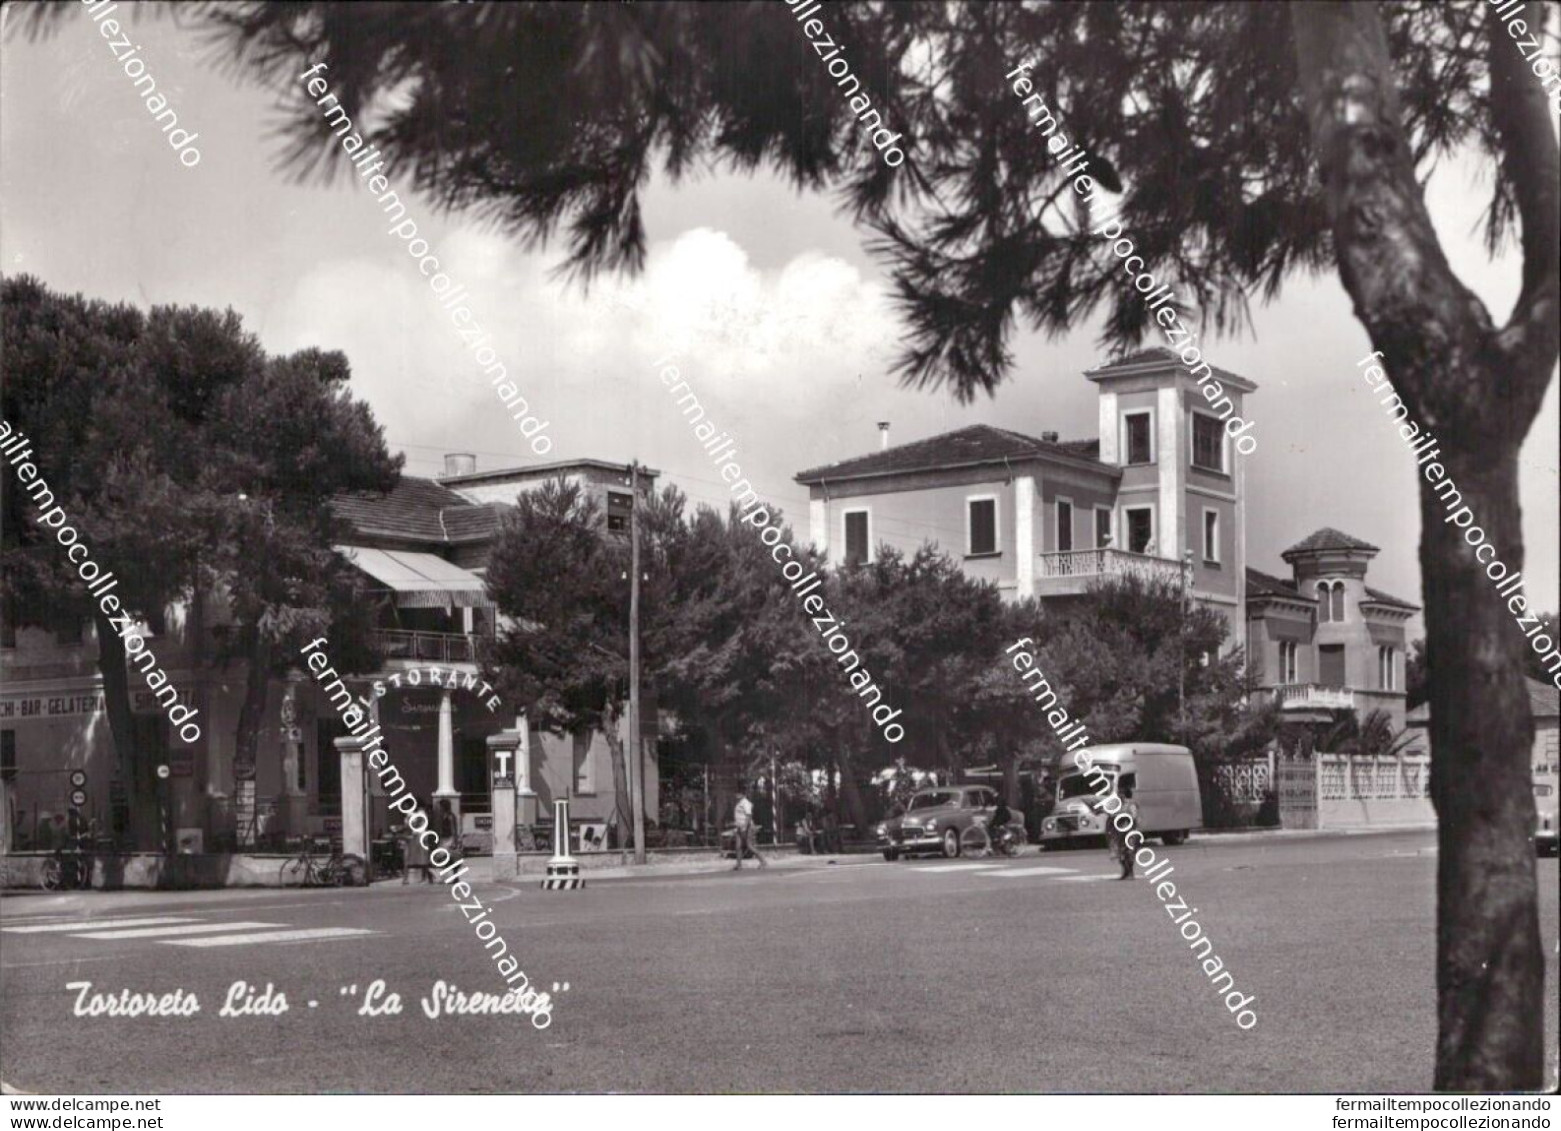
[334,546,494,609]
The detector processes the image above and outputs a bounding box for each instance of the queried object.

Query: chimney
[443,453,476,477]
[1041,431,1060,443]
[878,421,891,451]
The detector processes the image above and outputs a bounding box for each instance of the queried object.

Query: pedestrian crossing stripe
[163,927,376,948]
[1053,875,1120,883]
[912,863,1008,873]
[984,866,1079,877]
[72,921,284,941]
[1,917,198,934]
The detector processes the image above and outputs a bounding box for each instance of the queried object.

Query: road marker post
[541,798,583,890]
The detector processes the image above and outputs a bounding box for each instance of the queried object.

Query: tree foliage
[1,276,399,842]
[15,0,1557,1087]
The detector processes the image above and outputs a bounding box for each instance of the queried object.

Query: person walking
[1104,783,1141,880]
[435,798,458,858]
[732,787,767,870]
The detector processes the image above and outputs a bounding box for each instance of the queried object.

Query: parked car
[875,786,1015,860]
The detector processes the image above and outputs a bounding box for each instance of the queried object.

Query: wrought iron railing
[1035,547,1185,582]
[371,630,479,664]
[1275,683,1355,711]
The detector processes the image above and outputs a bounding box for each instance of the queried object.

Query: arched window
[1316,580,1346,623]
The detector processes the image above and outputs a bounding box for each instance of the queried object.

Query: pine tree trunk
[233,628,271,781]
[1002,754,1021,809]
[1421,446,1543,1088]
[601,698,633,835]
[1292,2,1556,1088]
[93,610,141,845]
[835,748,868,830]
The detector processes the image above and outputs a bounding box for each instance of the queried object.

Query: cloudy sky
[2,9,1557,624]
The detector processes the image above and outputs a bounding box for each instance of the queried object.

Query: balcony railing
[372,630,479,665]
[1275,683,1355,711]
[1036,548,1186,583]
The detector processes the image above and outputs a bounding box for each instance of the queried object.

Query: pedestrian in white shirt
[732,788,768,871]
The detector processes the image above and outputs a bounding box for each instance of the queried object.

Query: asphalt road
[1,829,1556,1093]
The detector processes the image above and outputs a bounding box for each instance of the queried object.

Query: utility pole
[629,461,647,865]
[1179,549,1194,729]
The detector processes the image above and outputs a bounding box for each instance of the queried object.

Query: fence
[1279,751,1434,829]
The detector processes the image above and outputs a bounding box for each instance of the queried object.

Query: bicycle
[959,822,1025,859]
[40,845,92,891]
[279,838,367,887]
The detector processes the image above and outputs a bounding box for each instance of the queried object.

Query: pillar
[486,727,520,881]
[333,735,370,864]
[433,689,460,826]
[518,718,539,823]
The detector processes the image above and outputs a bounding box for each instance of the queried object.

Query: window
[1278,640,1299,684]
[908,791,959,810]
[1123,411,1154,465]
[605,491,633,533]
[843,510,870,566]
[1319,644,1346,687]
[967,497,998,556]
[1124,507,1155,555]
[1056,498,1074,553]
[1,730,15,782]
[1095,507,1113,549]
[1378,646,1397,691]
[1316,580,1346,623]
[1202,509,1220,564]
[1192,412,1225,472]
[1059,768,1114,800]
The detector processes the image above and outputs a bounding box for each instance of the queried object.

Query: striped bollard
[541,797,583,890]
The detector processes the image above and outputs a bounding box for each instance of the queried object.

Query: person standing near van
[732,787,767,870]
[1106,784,1141,879]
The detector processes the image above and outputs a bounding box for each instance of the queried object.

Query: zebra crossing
[907,861,1118,882]
[0,913,375,949]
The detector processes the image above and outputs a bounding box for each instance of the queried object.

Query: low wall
[0,852,319,890]
[0,844,814,889]
[498,844,802,878]
[1318,796,1436,828]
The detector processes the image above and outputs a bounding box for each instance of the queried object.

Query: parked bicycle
[959,821,1025,859]
[279,837,367,887]
[40,844,92,891]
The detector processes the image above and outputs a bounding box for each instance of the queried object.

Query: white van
[1039,743,1202,847]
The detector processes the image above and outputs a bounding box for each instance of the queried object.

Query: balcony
[371,630,480,665]
[1275,683,1355,712]
[1032,548,1186,597]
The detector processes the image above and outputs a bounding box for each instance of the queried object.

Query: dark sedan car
[874,786,1017,860]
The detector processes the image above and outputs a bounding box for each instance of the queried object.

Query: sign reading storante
[370,665,501,713]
